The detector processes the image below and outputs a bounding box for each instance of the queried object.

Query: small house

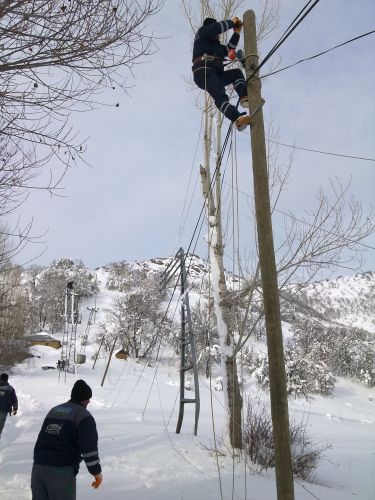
[115,349,129,360]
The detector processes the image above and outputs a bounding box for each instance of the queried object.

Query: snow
[300,273,375,334]
[1,281,374,500]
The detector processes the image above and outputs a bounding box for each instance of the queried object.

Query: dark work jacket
[33,400,101,476]
[192,20,240,73]
[0,381,18,415]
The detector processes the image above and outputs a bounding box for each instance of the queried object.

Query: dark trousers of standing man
[0,411,7,437]
[31,464,76,500]
[193,65,247,122]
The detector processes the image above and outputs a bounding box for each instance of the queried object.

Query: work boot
[240,96,249,108]
[235,114,252,131]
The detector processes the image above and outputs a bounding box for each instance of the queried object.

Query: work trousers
[0,411,7,437]
[193,65,247,122]
[31,464,76,500]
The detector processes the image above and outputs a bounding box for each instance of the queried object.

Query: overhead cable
[268,139,375,163]
[222,179,375,252]
[262,30,375,79]
[245,0,321,84]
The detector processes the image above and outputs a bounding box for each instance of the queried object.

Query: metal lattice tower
[79,306,99,354]
[160,248,200,436]
[59,282,81,376]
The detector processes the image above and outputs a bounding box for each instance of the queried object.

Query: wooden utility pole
[243,9,295,500]
[92,334,105,370]
[101,335,117,387]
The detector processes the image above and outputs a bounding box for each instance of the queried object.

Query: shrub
[243,344,335,399]
[243,398,329,480]
[292,319,375,387]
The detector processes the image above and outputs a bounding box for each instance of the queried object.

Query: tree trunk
[200,110,243,448]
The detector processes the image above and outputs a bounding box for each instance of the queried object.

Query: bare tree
[0,0,163,257]
[233,175,375,355]
[0,230,26,364]
[106,285,164,359]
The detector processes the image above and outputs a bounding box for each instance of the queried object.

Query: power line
[245,0,321,84]
[268,139,375,163]
[222,179,375,252]
[261,30,375,79]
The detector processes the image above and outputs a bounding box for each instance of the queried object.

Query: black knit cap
[203,17,216,26]
[71,379,92,402]
[0,373,8,382]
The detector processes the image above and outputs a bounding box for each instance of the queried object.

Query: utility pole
[243,9,295,500]
[101,335,117,387]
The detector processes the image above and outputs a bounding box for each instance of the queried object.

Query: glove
[12,409,17,416]
[91,473,103,489]
[231,16,243,32]
[228,49,236,60]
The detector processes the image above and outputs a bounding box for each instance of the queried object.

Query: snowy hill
[294,271,375,333]
[104,255,375,334]
[0,263,374,500]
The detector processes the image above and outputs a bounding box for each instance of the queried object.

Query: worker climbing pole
[192,16,254,131]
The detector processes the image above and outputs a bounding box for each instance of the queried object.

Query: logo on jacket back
[51,406,72,416]
[45,423,63,435]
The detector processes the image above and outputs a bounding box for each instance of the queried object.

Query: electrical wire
[221,178,375,252]
[268,139,375,163]
[123,278,180,405]
[245,0,321,84]
[175,114,204,250]
[261,30,375,80]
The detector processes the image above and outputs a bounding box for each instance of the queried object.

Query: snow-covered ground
[0,282,374,500]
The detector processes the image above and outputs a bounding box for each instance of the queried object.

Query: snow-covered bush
[105,261,149,292]
[284,343,335,398]
[292,319,375,387]
[197,344,221,376]
[243,348,269,390]
[243,343,335,398]
[243,398,329,480]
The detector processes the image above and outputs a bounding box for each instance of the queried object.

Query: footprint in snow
[326,413,341,422]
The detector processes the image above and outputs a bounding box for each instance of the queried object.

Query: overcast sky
[11,0,375,275]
